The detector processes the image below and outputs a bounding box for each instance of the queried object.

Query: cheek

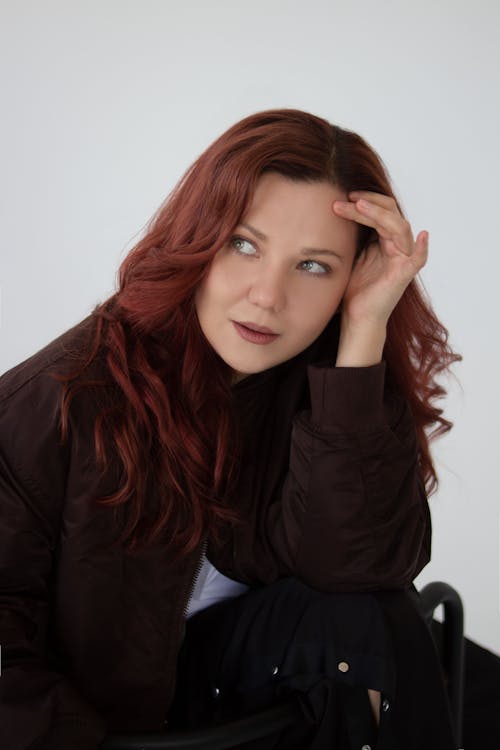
[195,264,239,320]
[214,256,247,294]
[295,281,346,330]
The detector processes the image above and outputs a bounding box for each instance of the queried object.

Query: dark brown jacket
[0,317,431,749]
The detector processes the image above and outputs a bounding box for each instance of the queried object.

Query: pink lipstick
[232,321,279,345]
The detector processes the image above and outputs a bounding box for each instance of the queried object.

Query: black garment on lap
[168,578,456,750]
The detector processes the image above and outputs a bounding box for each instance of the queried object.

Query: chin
[223,354,278,377]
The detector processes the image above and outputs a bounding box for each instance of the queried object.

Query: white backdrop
[1,0,499,654]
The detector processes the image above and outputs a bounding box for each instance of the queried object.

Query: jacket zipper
[182,537,208,621]
[164,538,208,727]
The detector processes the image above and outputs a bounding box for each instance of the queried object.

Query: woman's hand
[332,191,428,367]
[333,191,428,326]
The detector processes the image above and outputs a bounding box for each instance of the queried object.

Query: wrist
[335,316,387,367]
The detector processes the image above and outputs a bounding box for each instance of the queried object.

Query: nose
[247,265,286,313]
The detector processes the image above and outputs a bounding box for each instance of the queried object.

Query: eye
[229,236,257,256]
[298,259,331,275]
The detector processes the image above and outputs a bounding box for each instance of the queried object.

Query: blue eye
[229,236,257,256]
[299,260,331,275]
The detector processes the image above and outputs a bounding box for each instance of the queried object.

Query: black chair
[419,581,465,748]
[101,581,465,750]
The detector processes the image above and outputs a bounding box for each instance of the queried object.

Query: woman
[0,109,460,749]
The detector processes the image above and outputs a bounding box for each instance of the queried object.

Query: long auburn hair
[58,108,460,558]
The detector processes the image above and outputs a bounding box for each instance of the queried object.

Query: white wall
[1,0,499,653]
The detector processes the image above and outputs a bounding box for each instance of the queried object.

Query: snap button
[382,698,390,712]
[361,745,371,750]
[212,686,221,697]
[337,661,350,673]
[272,665,279,676]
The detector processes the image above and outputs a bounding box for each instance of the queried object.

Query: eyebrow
[239,222,344,261]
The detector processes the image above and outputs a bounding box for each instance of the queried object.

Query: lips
[238,321,278,334]
[232,321,280,345]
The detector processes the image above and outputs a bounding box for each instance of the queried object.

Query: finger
[348,191,398,211]
[355,199,411,240]
[332,200,393,235]
[412,230,429,270]
[333,199,412,244]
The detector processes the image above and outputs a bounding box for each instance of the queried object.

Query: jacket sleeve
[0,372,107,749]
[267,361,432,592]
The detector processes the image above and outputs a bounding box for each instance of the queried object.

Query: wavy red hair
[58,109,460,557]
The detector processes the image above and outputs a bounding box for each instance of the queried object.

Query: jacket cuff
[307,361,387,431]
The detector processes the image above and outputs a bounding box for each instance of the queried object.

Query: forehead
[248,172,347,209]
[242,173,356,248]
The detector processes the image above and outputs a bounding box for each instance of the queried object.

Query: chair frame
[418,580,465,748]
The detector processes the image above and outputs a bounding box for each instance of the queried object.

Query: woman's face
[195,172,358,381]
